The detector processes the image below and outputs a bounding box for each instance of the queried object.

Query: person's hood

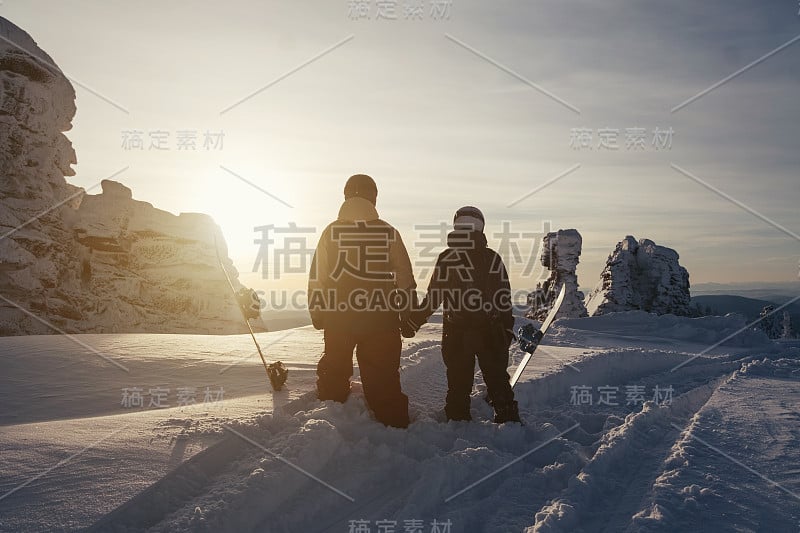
[337,196,379,222]
[447,229,487,250]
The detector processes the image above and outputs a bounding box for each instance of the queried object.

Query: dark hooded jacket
[421,229,513,332]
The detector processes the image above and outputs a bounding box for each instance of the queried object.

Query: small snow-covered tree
[758,305,783,339]
[782,311,794,339]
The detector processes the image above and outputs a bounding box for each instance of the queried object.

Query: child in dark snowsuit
[407,206,520,423]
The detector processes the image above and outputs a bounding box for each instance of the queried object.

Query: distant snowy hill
[692,294,800,325]
[261,309,311,331]
[692,281,800,303]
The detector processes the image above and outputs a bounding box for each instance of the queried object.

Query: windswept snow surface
[626,358,800,533]
[550,311,774,353]
[1,313,798,532]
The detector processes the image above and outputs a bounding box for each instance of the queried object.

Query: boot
[445,404,472,422]
[316,376,350,403]
[493,400,521,424]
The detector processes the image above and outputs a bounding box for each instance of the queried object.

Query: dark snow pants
[441,322,515,421]
[317,328,410,428]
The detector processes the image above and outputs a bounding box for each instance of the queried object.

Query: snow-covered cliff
[0,17,262,335]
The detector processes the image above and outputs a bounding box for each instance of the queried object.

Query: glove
[400,320,416,338]
[504,328,518,346]
[398,289,423,338]
[409,310,428,331]
[401,310,428,338]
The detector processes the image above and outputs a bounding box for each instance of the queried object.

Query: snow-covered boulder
[528,228,588,320]
[0,16,261,335]
[584,236,691,317]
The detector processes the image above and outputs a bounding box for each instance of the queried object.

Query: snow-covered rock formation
[527,228,588,320]
[0,17,261,335]
[584,236,691,317]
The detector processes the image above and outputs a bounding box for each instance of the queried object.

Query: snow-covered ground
[1,313,798,532]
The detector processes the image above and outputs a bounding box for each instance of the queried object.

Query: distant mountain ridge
[692,281,800,303]
[691,294,800,327]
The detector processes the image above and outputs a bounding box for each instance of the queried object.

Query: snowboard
[213,234,288,391]
[509,283,566,388]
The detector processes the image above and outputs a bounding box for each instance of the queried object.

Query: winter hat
[344,174,378,205]
[453,205,485,232]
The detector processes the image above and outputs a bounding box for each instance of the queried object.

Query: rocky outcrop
[1,17,78,298]
[584,236,691,317]
[0,17,261,335]
[527,228,588,320]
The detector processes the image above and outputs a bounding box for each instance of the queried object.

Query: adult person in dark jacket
[406,206,520,423]
[308,174,417,428]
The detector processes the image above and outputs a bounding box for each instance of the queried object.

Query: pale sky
[5,0,800,296]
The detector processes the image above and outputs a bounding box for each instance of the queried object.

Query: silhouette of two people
[308,175,519,427]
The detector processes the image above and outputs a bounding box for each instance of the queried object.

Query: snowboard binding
[267,361,289,391]
[517,323,544,354]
